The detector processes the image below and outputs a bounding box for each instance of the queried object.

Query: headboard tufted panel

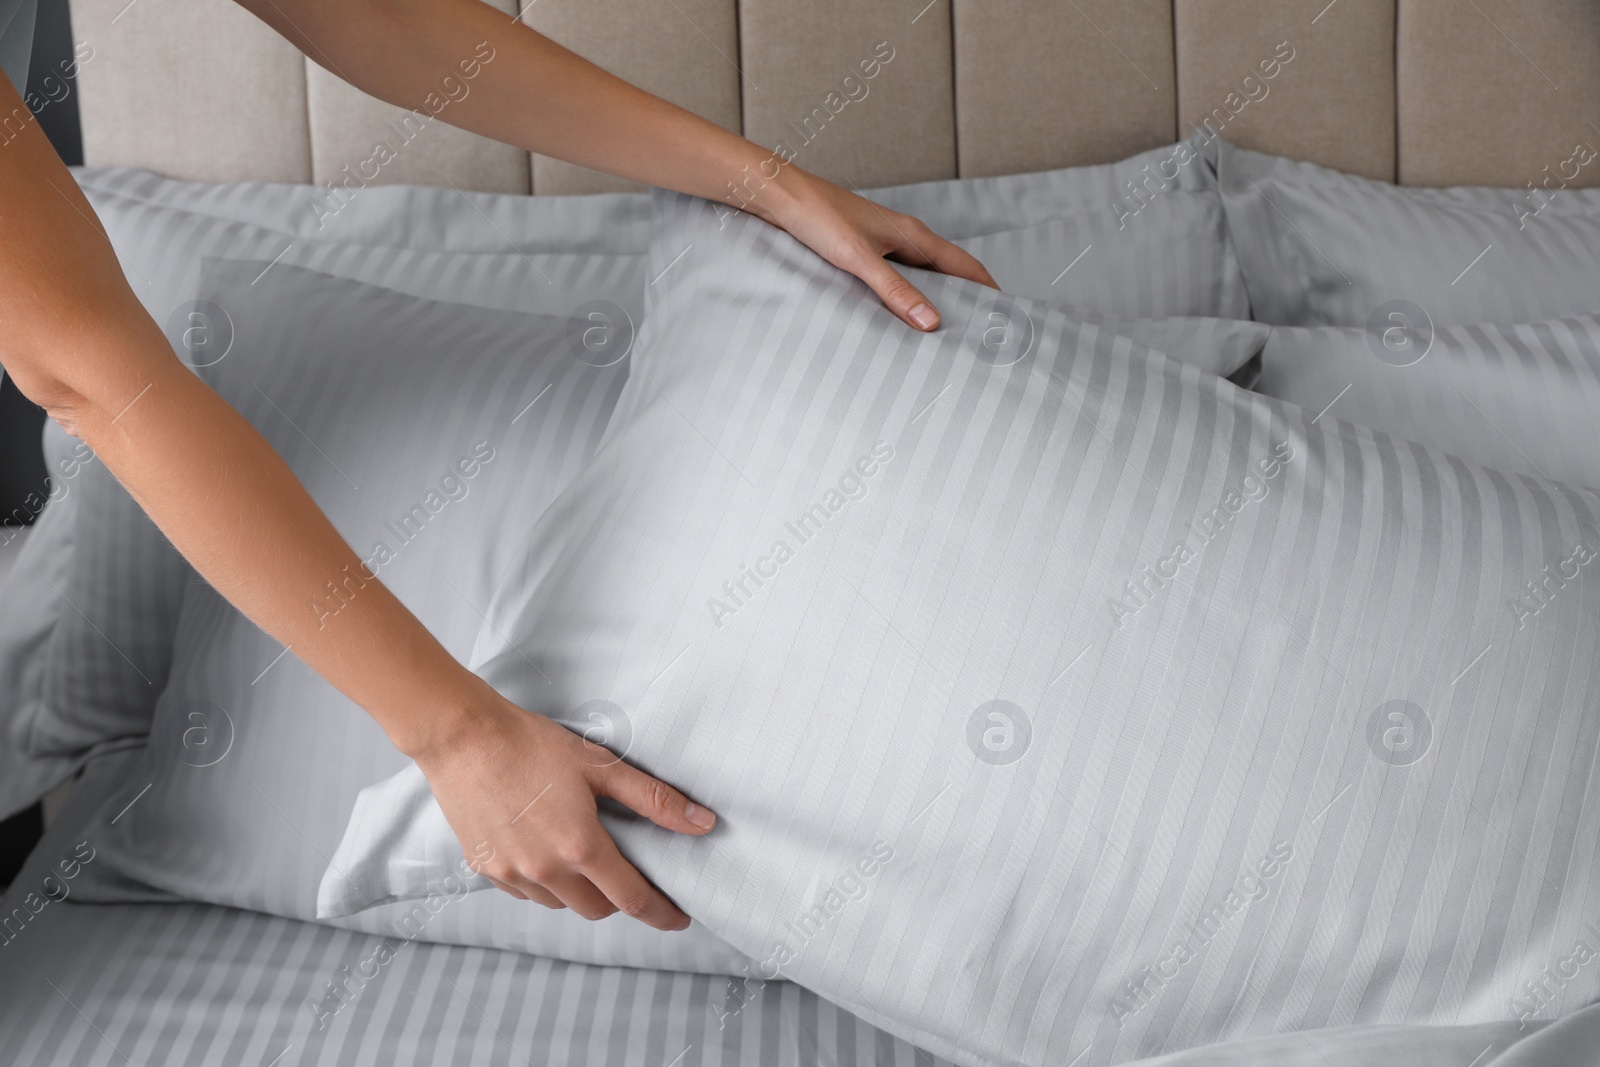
[740,0,957,190]
[68,0,1600,192]
[303,0,531,194]
[527,0,742,193]
[953,0,1177,180]
[1175,0,1396,181]
[1398,0,1600,187]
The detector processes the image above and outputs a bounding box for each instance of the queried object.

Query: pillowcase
[1251,315,1600,488]
[3,146,1253,822]
[72,165,652,256]
[322,190,1600,1066]
[70,259,751,974]
[1211,139,1600,326]
[872,137,1250,320]
[0,175,647,821]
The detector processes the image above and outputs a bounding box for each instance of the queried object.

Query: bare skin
[0,0,995,930]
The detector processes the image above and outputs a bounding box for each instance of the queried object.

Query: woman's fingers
[485,871,567,910]
[596,758,717,837]
[913,231,1000,290]
[581,835,692,931]
[543,869,621,922]
[482,873,528,900]
[846,217,999,332]
[424,698,708,929]
[850,253,942,332]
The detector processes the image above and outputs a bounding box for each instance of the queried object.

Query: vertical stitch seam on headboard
[947,0,960,177]
[1167,0,1179,143]
[1392,0,1402,184]
[732,0,745,139]
[300,53,315,188]
[521,0,536,194]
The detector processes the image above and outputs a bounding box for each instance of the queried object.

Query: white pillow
[322,190,1600,1066]
[70,258,751,974]
[1252,315,1600,488]
[0,175,646,821]
[3,148,1256,822]
[873,138,1249,320]
[1211,139,1600,326]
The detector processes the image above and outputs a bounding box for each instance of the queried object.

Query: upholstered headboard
[69,0,1600,193]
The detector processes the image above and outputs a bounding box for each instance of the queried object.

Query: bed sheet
[3,753,1593,1066]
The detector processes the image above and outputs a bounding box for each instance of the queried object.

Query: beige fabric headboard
[70,0,1600,193]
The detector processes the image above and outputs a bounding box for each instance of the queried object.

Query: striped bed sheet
[0,897,947,1067]
[4,730,1595,1065]
[2,892,1592,1067]
[0,750,952,1066]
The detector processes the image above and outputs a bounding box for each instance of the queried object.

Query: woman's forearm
[238,0,803,220]
[0,93,494,759]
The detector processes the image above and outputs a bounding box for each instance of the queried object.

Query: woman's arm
[235,0,996,329]
[0,75,710,929]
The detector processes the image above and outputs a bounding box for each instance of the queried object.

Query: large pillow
[873,138,1249,320]
[2,148,1254,821]
[93,136,1247,321]
[0,176,646,821]
[1211,139,1600,326]
[1251,315,1600,488]
[320,190,1600,1066]
[69,259,751,974]
[72,165,651,256]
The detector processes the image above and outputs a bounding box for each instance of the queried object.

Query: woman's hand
[411,695,716,931]
[751,167,1000,333]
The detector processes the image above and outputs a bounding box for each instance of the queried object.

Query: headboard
[66,0,1600,193]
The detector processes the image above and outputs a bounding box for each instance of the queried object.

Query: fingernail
[684,802,716,830]
[908,302,939,331]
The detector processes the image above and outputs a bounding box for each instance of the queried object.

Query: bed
[4,1,1600,1065]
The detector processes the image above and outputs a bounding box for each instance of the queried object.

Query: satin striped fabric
[0,174,646,821]
[0,899,948,1067]
[1252,316,1600,488]
[3,151,1248,822]
[73,165,654,256]
[8,897,1591,1067]
[2,760,1583,1067]
[70,260,749,976]
[1212,140,1600,327]
[333,191,1600,1066]
[953,194,1249,320]
[871,136,1249,320]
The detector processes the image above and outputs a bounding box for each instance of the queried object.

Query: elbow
[1,319,162,441]
[3,349,87,436]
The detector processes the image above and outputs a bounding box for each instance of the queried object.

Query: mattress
[3,754,1594,1065]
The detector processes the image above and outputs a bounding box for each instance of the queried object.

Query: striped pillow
[1252,315,1600,488]
[0,178,645,821]
[74,259,752,974]
[871,138,1249,320]
[3,152,1255,822]
[325,190,1600,1066]
[1213,140,1600,326]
